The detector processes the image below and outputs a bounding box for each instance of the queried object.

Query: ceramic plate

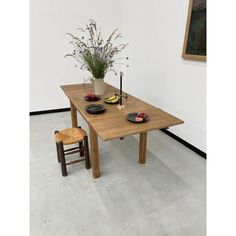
[104,97,120,104]
[126,112,149,123]
[85,104,106,114]
[84,96,101,101]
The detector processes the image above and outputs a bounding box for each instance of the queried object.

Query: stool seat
[54,127,91,176]
[55,127,86,145]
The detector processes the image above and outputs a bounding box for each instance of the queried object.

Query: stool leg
[54,130,60,163]
[84,136,91,169]
[77,126,84,157]
[55,142,61,163]
[58,142,67,176]
[79,141,84,157]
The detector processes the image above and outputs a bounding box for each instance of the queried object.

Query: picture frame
[182,0,206,62]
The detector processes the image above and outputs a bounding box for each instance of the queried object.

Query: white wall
[30,0,206,151]
[30,0,121,111]
[121,0,206,151]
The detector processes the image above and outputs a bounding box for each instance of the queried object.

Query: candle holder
[116,72,128,110]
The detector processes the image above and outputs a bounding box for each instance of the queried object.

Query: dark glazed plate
[85,104,106,114]
[104,97,120,104]
[84,96,101,101]
[126,112,149,123]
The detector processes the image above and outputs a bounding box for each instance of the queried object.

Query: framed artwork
[182,0,206,61]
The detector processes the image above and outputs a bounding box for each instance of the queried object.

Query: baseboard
[29,108,206,159]
[160,129,206,159]
[30,108,70,116]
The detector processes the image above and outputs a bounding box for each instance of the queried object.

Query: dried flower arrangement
[65,19,129,80]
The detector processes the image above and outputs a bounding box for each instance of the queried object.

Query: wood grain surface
[89,125,100,178]
[139,132,147,164]
[70,101,78,127]
[61,83,184,141]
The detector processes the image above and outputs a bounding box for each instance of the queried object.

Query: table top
[61,83,184,141]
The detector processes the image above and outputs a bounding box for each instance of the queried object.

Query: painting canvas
[182,0,206,61]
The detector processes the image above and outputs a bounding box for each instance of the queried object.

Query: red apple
[138,112,146,119]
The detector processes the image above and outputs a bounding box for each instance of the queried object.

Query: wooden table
[61,83,184,178]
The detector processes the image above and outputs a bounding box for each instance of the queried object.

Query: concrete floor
[30,112,206,236]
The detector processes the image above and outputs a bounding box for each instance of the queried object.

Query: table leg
[70,101,78,127]
[89,125,100,178]
[139,132,147,164]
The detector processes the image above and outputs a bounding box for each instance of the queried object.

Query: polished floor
[30,112,206,236]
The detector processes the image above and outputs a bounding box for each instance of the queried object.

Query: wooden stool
[54,127,91,176]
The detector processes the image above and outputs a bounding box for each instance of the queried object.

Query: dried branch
[65,19,128,79]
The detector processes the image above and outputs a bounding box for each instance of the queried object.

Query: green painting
[183,0,206,61]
